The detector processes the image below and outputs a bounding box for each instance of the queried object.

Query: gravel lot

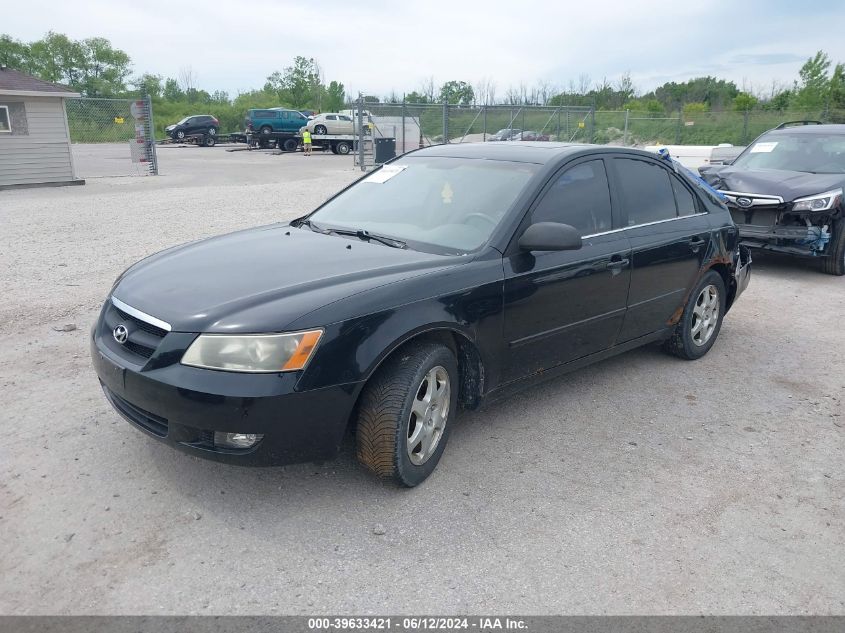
[1,144,843,615]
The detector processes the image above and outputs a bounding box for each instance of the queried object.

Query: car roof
[409,142,658,165]
[766,124,845,135]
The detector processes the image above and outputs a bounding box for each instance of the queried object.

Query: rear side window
[531,160,613,236]
[671,175,697,216]
[614,158,676,225]
[254,110,275,118]
[326,115,337,120]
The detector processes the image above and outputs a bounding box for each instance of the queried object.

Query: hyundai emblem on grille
[736,197,753,208]
[113,324,128,344]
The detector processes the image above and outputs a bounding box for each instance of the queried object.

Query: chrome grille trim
[719,190,785,206]
[111,296,172,332]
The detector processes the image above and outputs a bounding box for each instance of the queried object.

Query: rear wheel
[663,270,726,360]
[335,141,352,155]
[206,126,217,136]
[356,343,457,487]
[821,220,845,275]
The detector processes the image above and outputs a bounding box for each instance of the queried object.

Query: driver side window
[531,160,612,236]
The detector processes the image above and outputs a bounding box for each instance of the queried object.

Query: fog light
[213,432,263,449]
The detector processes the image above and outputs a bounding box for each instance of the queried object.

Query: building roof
[0,67,79,97]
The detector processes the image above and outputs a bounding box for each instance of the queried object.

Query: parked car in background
[509,130,551,142]
[245,108,309,135]
[165,115,219,140]
[304,113,355,135]
[488,128,521,141]
[700,121,845,275]
[92,143,749,487]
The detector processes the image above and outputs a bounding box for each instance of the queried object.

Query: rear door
[337,114,354,134]
[502,158,632,382]
[609,155,712,342]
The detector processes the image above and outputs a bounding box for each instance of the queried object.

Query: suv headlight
[792,188,843,212]
[181,330,323,373]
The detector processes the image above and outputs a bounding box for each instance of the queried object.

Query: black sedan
[91,143,751,486]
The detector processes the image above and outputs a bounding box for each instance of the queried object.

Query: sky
[5,0,845,99]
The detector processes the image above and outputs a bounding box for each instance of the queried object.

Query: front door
[608,156,713,342]
[503,158,632,383]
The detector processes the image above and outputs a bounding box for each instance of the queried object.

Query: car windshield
[732,132,845,174]
[306,156,538,253]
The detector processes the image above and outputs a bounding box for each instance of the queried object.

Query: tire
[335,141,352,155]
[821,219,845,275]
[204,135,216,147]
[207,126,217,136]
[175,129,186,140]
[356,343,458,487]
[283,138,298,152]
[260,126,272,135]
[663,270,726,360]
[314,124,328,135]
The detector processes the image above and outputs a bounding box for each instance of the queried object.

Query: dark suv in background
[700,122,845,275]
[165,115,220,140]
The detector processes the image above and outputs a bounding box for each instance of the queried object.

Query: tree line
[2,31,844,127]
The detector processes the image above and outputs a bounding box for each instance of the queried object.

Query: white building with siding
[0,67,83,189]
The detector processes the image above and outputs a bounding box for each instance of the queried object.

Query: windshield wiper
[328,228,407,249]
[293,219,406,248]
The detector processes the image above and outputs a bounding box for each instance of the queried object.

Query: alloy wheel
[691,284,719,346]
[407,366,450,466]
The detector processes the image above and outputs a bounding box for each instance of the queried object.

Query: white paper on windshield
[364,164,407,183]
[750,141,778,153]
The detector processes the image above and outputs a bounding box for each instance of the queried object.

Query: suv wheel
[356,343,457,487]
[260,126,272,135]
[822,220,845,276]
[663,270,726,360]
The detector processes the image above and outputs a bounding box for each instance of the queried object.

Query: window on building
[0,106,10,133]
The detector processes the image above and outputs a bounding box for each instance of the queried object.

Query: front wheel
[175,129,186,140]
[663,270,726,360]
[821,220,845,275]
[260,126,272,135]
[314,124,328,135]
[356,343,457,487]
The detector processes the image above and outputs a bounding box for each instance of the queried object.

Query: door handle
[689,237,704,252]
[606,257,629,270]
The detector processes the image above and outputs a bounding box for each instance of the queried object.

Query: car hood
[113,224,464,333]
[699,166,844,202]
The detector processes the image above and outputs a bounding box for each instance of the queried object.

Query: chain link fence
[355,101,845,164]
[65,97,158,178]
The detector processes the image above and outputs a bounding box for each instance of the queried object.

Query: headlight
[792,188,843,212]
[181,330,323,373]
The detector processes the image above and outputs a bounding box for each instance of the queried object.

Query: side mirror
[518,222,582,252]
